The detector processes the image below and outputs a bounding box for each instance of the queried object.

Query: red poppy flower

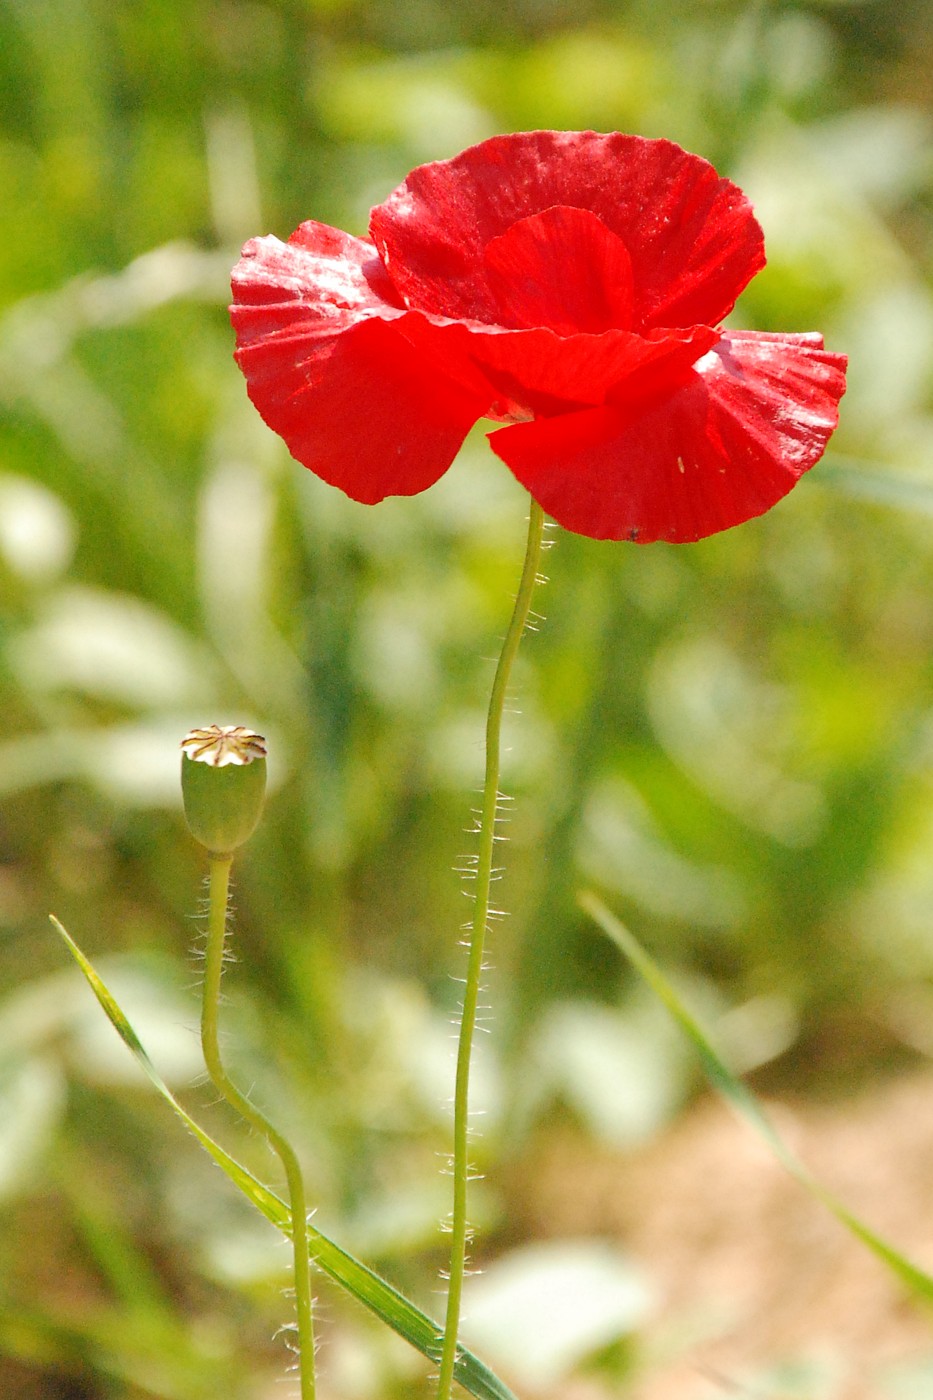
[230,131,846,543]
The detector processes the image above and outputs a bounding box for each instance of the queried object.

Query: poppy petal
[488,331,848,542]
[482,205,634,334]
[232,221,403,337]
[370,131,764,333]
[400,314,719,418]
[231,224,488,502]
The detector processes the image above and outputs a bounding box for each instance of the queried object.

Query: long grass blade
[51,917,518,1400]
[578,892,933,1304]
[817,457,933,517]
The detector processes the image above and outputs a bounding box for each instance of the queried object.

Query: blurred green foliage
[2,0,933,1395]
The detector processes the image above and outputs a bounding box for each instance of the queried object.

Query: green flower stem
[203,853,316,1400]
[436,497,546,1400]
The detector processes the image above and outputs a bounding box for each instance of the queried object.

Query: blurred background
[2,0,933,1396]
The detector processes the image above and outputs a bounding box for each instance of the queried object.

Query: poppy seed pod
[181,725,267,856]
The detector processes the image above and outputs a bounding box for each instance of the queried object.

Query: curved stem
[435,498,546,1400]
[203,854,316,1400]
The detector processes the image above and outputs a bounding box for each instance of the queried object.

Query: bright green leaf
[51,916,519,1400]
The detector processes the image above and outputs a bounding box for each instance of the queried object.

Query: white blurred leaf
[814,106,933,208]
[530,999,688,1147]
[10,586,217,708]
[837,282,933,430]
[578,776,746,927]
[66,959,203,1087]
[0,960,202,1090]
[648,637,825,845]
[0,473,76,582]
[0,1055,65,1199]
[339,969,503,1132]
[462,1240,651,1389]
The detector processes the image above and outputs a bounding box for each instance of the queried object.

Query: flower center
[482,205,635,337]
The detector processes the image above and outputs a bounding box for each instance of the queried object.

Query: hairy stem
[435,498,546,1400]
[203,854,316,1400]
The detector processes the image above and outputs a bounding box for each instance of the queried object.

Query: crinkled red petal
[230,223,488,502]
[482,206,635,334]
[399,314,719,418]
[370,131,764,333]
[233,221,403,329]
[488,331,848,542]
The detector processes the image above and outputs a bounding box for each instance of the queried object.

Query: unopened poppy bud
[180,725,267,856]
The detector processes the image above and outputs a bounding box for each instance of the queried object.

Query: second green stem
[203,853,316,1400]
[435,497,546,1400]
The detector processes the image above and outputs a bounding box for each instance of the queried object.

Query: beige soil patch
[504,1072,933,1400]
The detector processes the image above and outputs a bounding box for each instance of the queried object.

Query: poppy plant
[230,130,846,543]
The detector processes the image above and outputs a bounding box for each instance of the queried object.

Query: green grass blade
[51,917,518,1400]
[817,457,933,517]
[578,892,933,1304]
